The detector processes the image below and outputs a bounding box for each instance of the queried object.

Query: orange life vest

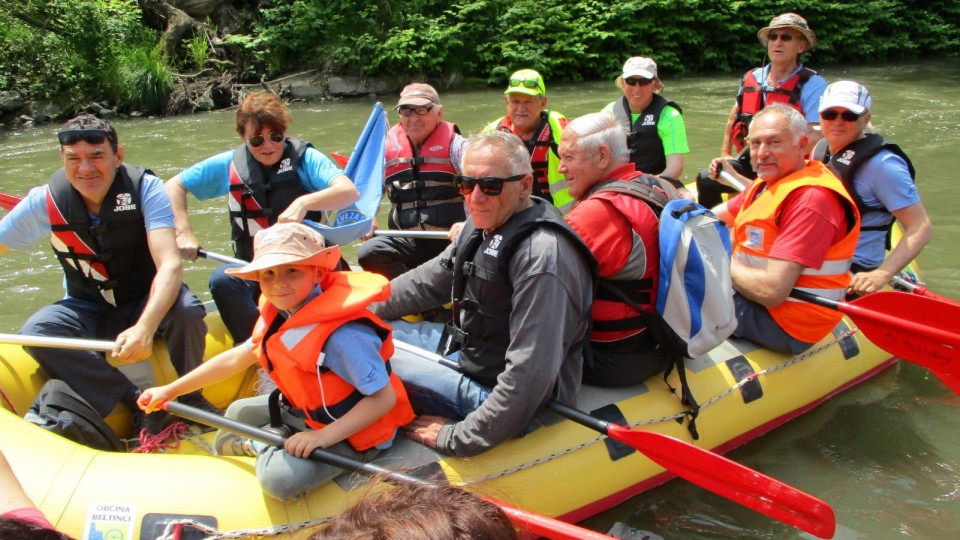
[250,271,414,451]
[733,161,860,343]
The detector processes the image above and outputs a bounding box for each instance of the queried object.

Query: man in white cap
[816,80,932,296]
[358,83,467,279]
[484,69,574,214]
[601,56,689,183]
[697,12,828,207]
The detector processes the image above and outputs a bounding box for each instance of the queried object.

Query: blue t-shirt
[852,150,921,268]
[747,64,828,124]
[0,173,173,250]
[178,146,344,201]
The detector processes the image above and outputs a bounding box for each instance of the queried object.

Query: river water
[1,59,958,538]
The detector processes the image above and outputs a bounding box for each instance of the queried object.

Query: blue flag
[307,103,387,246]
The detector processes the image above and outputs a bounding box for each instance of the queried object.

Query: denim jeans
[209,263,260,343]
[732,293,814,354]
[389,320,492,420]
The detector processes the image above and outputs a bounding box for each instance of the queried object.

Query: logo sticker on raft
[82,502,136,540]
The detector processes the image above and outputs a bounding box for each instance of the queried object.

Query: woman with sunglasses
[601,57,689,184]
[696,12,828,207]
[165,91,359,346]
[814,81,931,297]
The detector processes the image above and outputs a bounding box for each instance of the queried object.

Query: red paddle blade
[332,152,349,169]
[932,370,960,394]
[0,193,21,211]
[607,425,836,539]
[840,291,960,376]
[488,497,617,540]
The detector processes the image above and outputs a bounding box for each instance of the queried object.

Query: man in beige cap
[484,69,574,214]
[697,12,828,207]
[358,83,467,279]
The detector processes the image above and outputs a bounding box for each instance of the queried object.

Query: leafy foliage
[1,0,958,114]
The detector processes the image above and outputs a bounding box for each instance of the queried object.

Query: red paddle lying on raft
[392,341,837,539]
[162,401,617,540]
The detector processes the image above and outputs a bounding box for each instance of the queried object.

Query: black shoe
[179,393,224,415]
[131,409,174,436]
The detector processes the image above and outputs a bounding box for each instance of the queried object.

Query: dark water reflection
[1,59,958,538]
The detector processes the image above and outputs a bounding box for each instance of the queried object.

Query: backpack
[596,190,736,439]
[24,379,124,452]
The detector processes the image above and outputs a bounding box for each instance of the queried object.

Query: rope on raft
[132,421,191,454]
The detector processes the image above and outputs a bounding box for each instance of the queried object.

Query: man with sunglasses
[358,83,467,279]
[601,57,689,184]
[484,69,575,214]
[0,114,214,437]
[815,81,931,296]
[713,104,860,354]
[559,113,678,386]
[165,91,358,345]
[696,12,828,208]
[371,131,595,457]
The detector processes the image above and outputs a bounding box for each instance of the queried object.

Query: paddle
[789,290,960,379]
[891,275,959,305]
[373,230,450,240]
[197,248,247,266]
[885,276,960,393]
[0,192,21,211]
[391,340,836,539]
[162,401,617,540]
[718,170,748,192]
[0,333,114,352]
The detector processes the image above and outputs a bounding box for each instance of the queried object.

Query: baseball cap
[504,69,546,97]
[819,80,872,114]
[621,57,658,80]
[394,83,441,110]
[225,222,341,281]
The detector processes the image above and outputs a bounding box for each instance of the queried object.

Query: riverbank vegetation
[1,0,958,121]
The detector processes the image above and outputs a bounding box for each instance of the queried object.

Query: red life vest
[732,67,816,151]
[573,168,666,342]
[383,121,463,230]
[250,271,414,451]
[493,112,557,201]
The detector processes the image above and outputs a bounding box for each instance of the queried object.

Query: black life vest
[228,138,325,260]
[732,67,816,151]
[612,95,683,175]
[46,164,156,307]
[446,199,596,386]
[818,133,916,233]
[383,121,465,230]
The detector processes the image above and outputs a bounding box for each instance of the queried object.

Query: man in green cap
[484,69,574,214]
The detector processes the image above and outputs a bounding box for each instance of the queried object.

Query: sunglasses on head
[767,31,795,42]
[820,109,862,122]
[57,129,111,146]
[247,131,285,147]
[509,78,542,91]
[454,174,524,196]
[624,77,654,87]
[398,106,433,117]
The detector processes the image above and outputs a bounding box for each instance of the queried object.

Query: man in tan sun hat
[696,12,828,207]
[139,221,414,500]
[358,82,467,280]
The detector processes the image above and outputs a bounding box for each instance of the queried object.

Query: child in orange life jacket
[138,222,413,500]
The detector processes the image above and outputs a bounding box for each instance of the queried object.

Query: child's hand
[138,387,175,413]
[284,430,329,458]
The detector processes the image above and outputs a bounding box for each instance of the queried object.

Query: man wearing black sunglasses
[358,83,467,280]
[696,12,828,207]
[815,81,931,297]
[484,69,575,215]
[0,114,214,438]
[371,131,595,457]
[164,91,358,345]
